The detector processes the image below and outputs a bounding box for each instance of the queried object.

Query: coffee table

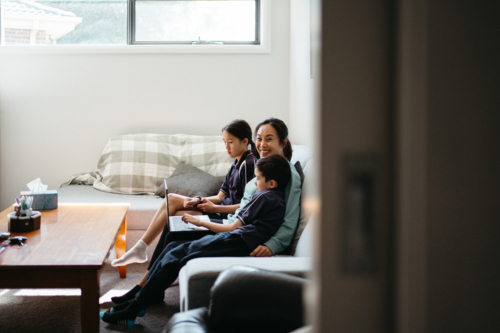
[0,203,129,332]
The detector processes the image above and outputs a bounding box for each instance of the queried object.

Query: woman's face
[223,131,248,159]
[255,124,285,158]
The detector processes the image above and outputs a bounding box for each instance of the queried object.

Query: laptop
[164,180,210,233]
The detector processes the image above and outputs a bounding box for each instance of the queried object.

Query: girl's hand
[182,214,202,226]
[249,245,273,257]
[197,198,218,214]
[183,197,201,209]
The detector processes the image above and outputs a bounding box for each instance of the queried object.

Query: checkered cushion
[62,134,233,195]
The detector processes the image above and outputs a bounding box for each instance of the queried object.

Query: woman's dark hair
[222,119,260,158]
[256,154,292,191]
[254,118,293,161]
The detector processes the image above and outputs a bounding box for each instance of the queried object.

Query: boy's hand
[181,214,202,226]
[184,197,200,209]
[197,198,217,213]
[250,245,273,257]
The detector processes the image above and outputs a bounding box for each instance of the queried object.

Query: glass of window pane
[134,0,257,43]
[0,0,127,45]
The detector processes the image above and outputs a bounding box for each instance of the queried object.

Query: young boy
[100,154,292,329]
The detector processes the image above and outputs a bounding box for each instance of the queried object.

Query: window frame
[128,0,261,45]
[0,0,270,54]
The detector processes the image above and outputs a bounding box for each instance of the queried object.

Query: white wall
[289,0,315,147]
[0,1,290,210]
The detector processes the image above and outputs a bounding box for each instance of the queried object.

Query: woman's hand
[183,197,201,209]
[182,214,203,226]
[197,198,218,214]
[249,245,273,257]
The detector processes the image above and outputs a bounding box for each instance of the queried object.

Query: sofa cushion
[290,144,313,177]
[155,163,224,198]
[294,214,313,257]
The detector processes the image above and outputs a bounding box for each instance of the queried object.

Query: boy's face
[254,168,277,191]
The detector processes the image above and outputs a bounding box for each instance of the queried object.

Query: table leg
[115,215,127,278]
[81,269,100,333]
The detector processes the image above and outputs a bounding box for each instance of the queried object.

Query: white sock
[111,240,148,267]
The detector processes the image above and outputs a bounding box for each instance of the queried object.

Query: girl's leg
[111,193,201,267]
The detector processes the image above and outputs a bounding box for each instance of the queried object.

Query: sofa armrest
[179,257,311,311]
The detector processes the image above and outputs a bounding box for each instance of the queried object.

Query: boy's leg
[146,220,173,270]
[135,233,249,309]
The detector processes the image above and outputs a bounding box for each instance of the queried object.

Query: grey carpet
[0,262,180,332]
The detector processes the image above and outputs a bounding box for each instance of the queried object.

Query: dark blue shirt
[220,151,257,206]
[231,189,286,251]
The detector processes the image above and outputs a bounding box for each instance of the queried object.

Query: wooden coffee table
[0,203,129,332]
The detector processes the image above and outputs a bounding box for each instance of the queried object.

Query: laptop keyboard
[170,216,197,230]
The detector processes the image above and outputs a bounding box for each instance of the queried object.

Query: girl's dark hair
[254,118,293,161]
[222,119,260,158]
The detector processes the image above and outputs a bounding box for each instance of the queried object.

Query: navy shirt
[220,151,257,206]
[231,189,286,251]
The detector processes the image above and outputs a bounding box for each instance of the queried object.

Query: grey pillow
[155,163,223,198]
[294,161,305,186]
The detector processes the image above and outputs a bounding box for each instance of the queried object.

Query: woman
[112,119,258,267]
[110,117,302,305]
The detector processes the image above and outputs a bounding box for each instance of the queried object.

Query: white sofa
[58,143,313,310]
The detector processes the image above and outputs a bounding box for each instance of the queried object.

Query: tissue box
[20,190,58,210]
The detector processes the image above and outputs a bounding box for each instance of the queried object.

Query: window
[0,0,260,46]
[132,0,259,44]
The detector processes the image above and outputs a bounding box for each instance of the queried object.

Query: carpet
[0,262,180,332]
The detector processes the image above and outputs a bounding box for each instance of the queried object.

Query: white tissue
[27,178,48,193]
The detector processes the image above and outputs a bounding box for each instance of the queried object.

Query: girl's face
[223,131,248,160]
[255,124,286,158]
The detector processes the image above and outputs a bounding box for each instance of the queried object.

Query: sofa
[57,134,314,310]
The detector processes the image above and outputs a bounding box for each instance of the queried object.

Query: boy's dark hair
[222,119,260,158]
[256,154,292,191]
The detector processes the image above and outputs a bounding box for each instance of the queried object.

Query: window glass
[134,1,257,43]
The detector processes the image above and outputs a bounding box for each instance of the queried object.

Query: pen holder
[14,206,32,217]
[8,211,41,232]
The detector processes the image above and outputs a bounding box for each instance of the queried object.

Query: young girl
[111,119,258,267]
